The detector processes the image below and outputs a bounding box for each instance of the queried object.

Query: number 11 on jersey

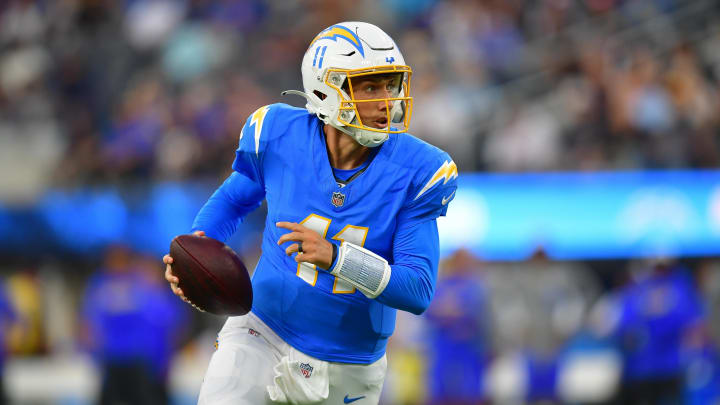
[296,213,369,294]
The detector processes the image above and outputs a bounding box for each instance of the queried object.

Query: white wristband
[330,241,391,299]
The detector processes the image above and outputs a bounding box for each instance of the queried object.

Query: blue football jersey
[224,103,456,363]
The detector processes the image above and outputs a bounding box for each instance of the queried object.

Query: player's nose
[376,93,390,111]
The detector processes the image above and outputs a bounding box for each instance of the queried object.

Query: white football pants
[197,312,387,405]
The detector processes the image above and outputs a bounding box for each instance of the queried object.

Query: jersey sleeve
[397,153,458,227]
[373,151,457,314]
[192,104,280,241]
[376,218,440,315]
[191,172,265,242]
[231,104,277,186]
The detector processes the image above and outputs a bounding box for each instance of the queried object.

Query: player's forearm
[192,197,240,242]
[192,172,264,242]
[376,258,435,315]
[375,219,439,315]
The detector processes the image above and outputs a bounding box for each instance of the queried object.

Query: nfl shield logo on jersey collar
[331,191,345,207]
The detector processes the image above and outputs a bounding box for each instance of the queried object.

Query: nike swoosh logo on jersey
[442,190,456,205]
[344,394,365,403]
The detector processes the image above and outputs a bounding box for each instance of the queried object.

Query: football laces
[183,297,206,313]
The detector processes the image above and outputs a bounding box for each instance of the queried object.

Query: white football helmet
[283,22,413,147]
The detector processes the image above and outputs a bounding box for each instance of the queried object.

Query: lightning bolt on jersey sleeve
[193,104,291,241]
[231,105,274,186]
[191,172,265,242]
[397,155,458,227]
[370,149,456,313]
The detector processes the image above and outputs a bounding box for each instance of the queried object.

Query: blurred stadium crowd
[2,0,720,404]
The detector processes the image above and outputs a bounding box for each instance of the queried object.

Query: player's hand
[276,222,334,269]
[164,230,206,302]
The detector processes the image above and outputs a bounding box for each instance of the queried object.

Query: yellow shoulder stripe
[249,105,270,156]
[414,160,458,200]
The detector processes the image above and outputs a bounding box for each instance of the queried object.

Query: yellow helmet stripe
[309,25,364,57]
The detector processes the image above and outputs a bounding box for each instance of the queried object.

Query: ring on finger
[298,243,303,254]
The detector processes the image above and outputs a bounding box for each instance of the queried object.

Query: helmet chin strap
[326,119,387,148]
[282,89,388,148]
[339,124,388,148]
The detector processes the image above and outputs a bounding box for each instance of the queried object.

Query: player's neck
[323,124,371,170]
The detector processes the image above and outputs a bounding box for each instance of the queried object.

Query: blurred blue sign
[438,170,720,260]
[2,171,720,261]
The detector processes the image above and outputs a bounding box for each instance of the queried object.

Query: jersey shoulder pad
[233,103,311,180]
[236,103,309,155]
[396,134,458,223]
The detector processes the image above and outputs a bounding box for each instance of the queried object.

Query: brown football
[169,234,252,316]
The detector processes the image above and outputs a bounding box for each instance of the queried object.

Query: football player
[164,22,457,404]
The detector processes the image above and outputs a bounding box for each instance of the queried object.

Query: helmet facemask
[324,65,413,147]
